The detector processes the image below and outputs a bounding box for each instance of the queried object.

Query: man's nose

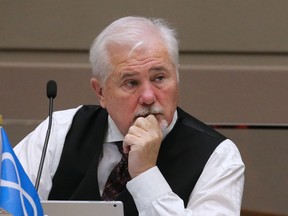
[139,83,156,105]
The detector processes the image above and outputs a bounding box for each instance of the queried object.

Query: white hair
[89,16,179,85]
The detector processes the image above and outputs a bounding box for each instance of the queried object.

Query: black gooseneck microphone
[35,80,57,191]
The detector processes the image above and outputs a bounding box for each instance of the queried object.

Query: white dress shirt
[14,106,245,216]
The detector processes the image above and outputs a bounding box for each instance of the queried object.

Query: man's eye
[126,80,139,87]
[154,75,165,82]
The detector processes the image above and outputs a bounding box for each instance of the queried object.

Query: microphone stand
[35,87,55,191]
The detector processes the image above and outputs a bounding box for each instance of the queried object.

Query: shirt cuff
[126,166,172,211]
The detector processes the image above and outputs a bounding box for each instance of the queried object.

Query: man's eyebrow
[119,66,169,80]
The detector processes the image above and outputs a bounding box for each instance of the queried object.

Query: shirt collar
[104,110,178,143]
[104,115,125,143]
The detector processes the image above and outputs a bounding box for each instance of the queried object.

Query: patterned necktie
[102,141,131,201]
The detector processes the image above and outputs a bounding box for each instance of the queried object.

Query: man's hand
[123,115,163,178]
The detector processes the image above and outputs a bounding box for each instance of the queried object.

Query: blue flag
[0,127,44,216]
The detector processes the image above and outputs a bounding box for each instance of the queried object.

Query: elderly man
[15,16,245,216]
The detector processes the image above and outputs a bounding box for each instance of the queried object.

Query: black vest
[49,105,226,216]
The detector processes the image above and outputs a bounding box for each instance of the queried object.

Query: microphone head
[46,80,57,99]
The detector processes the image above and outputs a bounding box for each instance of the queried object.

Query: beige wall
[1,1,288,215]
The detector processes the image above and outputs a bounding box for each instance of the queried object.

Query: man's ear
[90,78,106,108]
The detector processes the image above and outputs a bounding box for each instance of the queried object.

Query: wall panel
[1,0,288,52]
